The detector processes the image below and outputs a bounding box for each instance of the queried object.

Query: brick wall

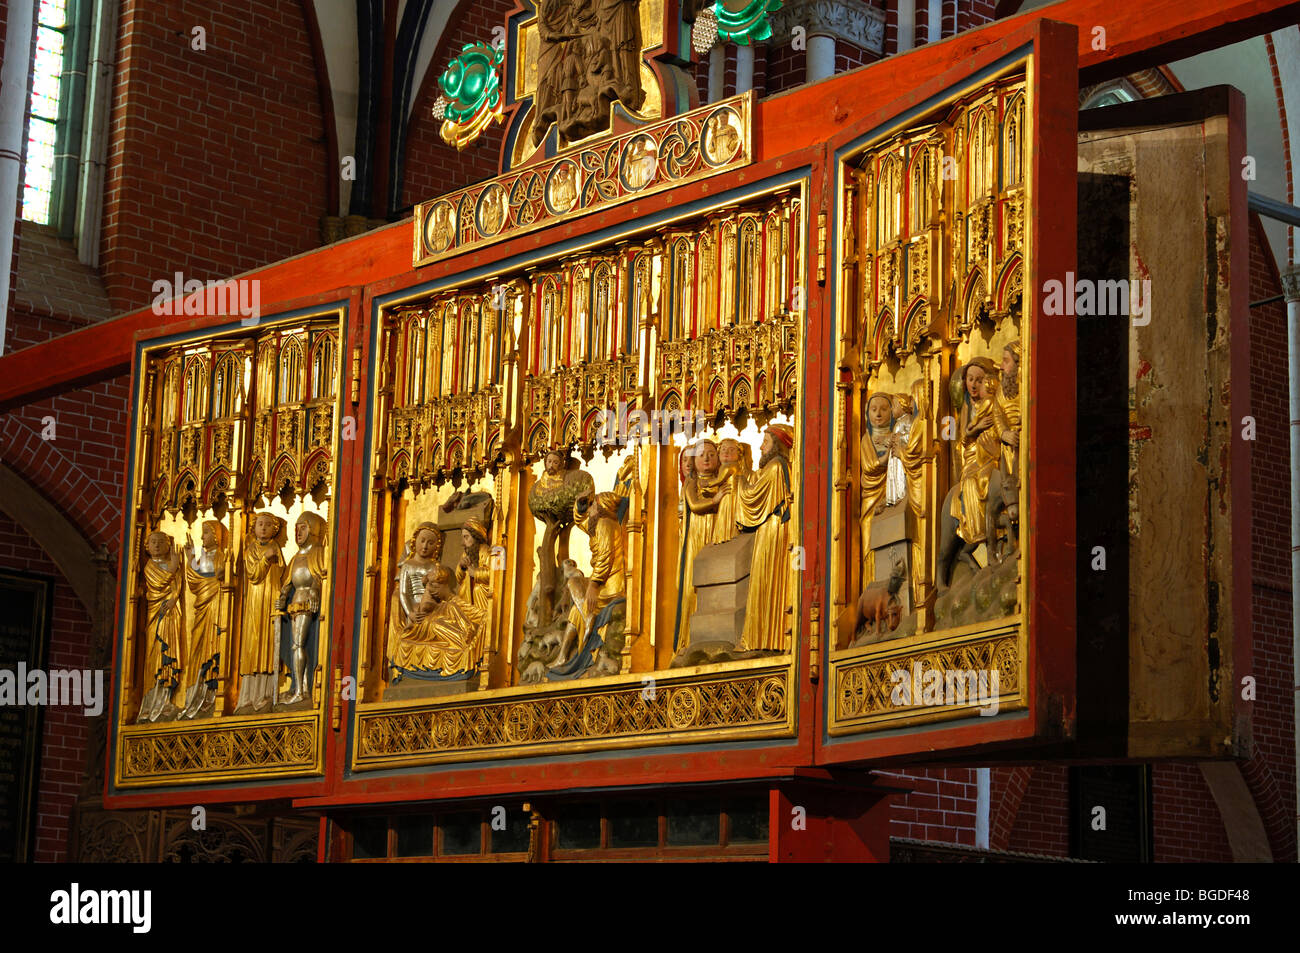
[0,375,131,556]
[0,374,131,861]
[956,0,996,34]
[100,0,327,314]
[1151,764,1233,862]
[882,768,979,845]
[1245,211,1296,862]
[0,513,95,863]
[1006,765,1070,855]
[401,0,517,210]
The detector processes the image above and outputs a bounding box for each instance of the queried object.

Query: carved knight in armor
[276,511,329,705]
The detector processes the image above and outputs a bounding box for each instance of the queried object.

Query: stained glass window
[22,0,70,223]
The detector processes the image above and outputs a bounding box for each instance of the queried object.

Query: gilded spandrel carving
[835,77,1028,666]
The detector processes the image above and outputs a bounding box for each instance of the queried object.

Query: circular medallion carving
[504,703,535,743]
[756,676,786,719]
[702,106,742,166]
[476,184,508,237]
[620,134,659,192]
[582,695,614,735]
[545,159,581,215]
[668,687,701,729]
[424,200,456,254]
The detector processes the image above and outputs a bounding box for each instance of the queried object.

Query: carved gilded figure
[711,437,752,544]
[937,356,999,587]
[389,565,485,678]
[705,110,741,164]
[386,522,444,670]
[456,517,494,641]
[985,341,1022,562]
[180,520,228,719]
[533,0,644,146]
[735,423,794,652]
[555,491,627,674]
[236,511,285,713]
[138,531,184,722]
[675,439,721,647]
[623,136,657,190]
[859,383,928,580]
[277,511,329,705]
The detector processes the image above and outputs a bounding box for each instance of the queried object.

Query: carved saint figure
[386,522,444,670]
[456,517,494,640]
[623,136,657,190]
[859,382,928,580]
[479,185,507,235]
[527,450,593,627]
[711,436,752,544]
[705,110,740,164]
[428,203,454,252]
[985,341,1022,562]
[276,511,329,705]
[237,511,284,713]
[555,491,627,672]
[674,439,721,647]
[180,520,228,719]
[388,565,485,678]
[937,356,999,588]
[735,423,795,652]
[138,531,184,722]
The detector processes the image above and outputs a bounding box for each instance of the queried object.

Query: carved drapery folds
[832,76,1027,729]
[116,313,342,787]
[359,189,804,763]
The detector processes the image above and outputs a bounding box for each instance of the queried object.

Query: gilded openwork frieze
[831,75,1029,730]
[361,187,805,766]
[114,311,344,788]
[413,92,753,267]
[354,662,791,768]
[118,714,321,785]
[829,624,1021,733]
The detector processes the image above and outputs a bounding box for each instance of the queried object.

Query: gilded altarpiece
[357,184,806,767]
[829,73,1031,733]
[112,310,345,787]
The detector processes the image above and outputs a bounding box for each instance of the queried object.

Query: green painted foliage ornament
[713,0,783,46]
[438,41,505,149]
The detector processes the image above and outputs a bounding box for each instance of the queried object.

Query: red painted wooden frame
[811,18,1078,766]
[0,0,1268,809]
